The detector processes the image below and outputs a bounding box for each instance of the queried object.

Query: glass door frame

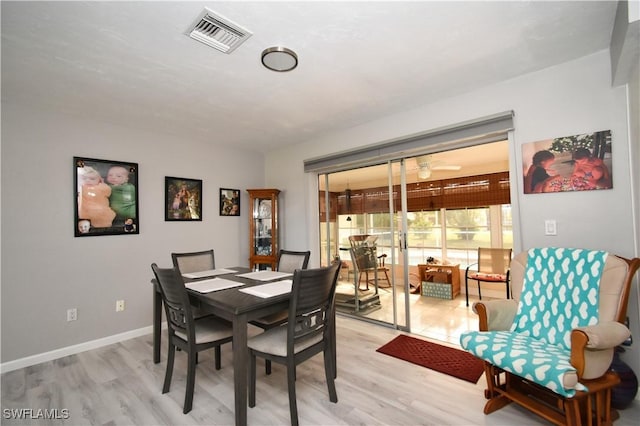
[319,160,412,333]
[390,158,411,332]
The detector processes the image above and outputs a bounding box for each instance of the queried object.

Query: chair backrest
[348,234,378,249]
[287,262,341,351]
[151,263,195,341]
[510,250,640,325]
[171,249,215,274]
[349,245,378,271]
[477,248,512,275]
[276,250,311,273]
[512,248,609,350]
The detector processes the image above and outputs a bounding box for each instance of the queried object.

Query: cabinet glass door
[253,198,273,256]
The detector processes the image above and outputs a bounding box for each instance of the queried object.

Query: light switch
[545,220,557,236]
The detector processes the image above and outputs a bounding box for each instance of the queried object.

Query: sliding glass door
[318,160,409,330]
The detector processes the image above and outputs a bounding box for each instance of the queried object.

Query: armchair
[460,248,640,425]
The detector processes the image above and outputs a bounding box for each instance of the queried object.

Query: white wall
[1,104,264,363]
[624,56,640,381]
[266,50,640,371]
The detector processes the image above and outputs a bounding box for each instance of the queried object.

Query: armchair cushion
[460,331,579,395]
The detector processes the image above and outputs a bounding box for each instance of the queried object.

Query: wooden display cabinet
[247,189,280,270]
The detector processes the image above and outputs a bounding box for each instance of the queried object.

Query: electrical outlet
[67,308,77,322]
[116,300,125,312]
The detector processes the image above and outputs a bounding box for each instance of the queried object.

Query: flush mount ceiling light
[261,46,298,72]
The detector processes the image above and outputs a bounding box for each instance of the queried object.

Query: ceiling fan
[415,155,461,179]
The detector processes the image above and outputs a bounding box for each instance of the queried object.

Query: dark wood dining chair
[248,262,340,426]
[151,263,233,414]
[250,249,311,375]
[171,249,220,363]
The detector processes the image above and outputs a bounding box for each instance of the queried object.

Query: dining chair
[171,249,215,274]
[151,263,233,414]
[171,249,220,364]
[250,249,311,375]
[248,261,341,426]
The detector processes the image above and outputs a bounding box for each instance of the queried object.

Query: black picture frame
[220,188,240,216]
[165,177,203,221]
[74,156,139,237]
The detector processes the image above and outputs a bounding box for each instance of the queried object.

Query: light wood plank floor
[2,316,638,425]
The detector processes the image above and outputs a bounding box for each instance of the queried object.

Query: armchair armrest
[575,321,630,349]
[473,299,518,331]
[570,322,630,379]
[465,263,478,274]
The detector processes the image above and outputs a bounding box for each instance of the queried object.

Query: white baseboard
[0,325,161,373]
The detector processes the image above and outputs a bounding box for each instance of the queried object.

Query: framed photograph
[74,156,139,237]
[165,177,202,221]
[220,188,240,216]
[522,130,613,194]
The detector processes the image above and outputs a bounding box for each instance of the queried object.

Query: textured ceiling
[1,1,617,153]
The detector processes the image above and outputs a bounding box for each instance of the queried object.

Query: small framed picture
[75,157,139,237]
[220,188,240,216]
[165,177,202,221]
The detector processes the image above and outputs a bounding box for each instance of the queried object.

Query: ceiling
[1,1,618,153]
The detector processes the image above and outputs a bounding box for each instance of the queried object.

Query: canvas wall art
[522,130,612,194]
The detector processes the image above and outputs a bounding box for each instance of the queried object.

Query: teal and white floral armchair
[460,247,640,426]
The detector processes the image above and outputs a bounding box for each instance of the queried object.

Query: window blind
[304,111,514,173]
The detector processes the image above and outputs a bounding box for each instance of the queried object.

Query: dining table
[151,266,292,426]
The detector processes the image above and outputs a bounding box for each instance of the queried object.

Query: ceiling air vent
[186,8,252,54]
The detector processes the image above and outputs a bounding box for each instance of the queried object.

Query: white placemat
[239,280,292,298]
[185,278,244,293]
[235,270,293,281]
[182,268,237,279]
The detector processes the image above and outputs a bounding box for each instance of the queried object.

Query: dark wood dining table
[151,266,291,426]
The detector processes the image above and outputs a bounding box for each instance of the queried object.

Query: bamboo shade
[326,172,510,216]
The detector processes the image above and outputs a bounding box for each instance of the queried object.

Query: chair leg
[324,348,338,403]
[163,344,176,393]
[265,359,272,375]
[382,270,391,287]
[465,274,470,306]
[183,350,197,414]
[214,346,221,370]
[249,351,257,408]
[286,361,299,426]
[477,280,482,301]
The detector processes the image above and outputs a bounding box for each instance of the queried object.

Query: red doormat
[376,334,484,383]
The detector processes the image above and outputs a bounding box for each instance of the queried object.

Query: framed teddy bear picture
[74,156,139,237]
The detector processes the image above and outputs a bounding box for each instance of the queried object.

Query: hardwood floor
[2,316,638,425]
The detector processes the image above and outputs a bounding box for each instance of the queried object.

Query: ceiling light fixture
[418,166,432,179]
[261,46,298,72]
